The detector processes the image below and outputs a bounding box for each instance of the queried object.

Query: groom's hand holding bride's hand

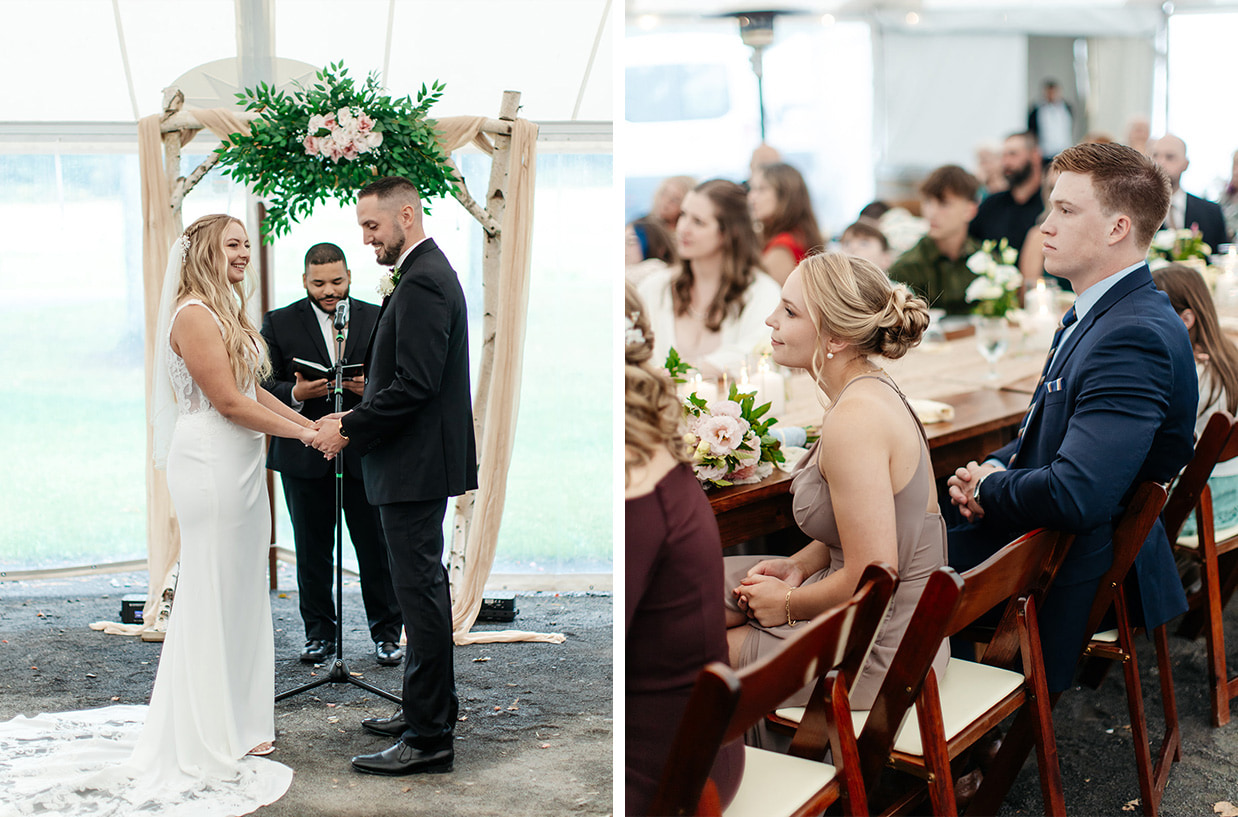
[311,412,351,458]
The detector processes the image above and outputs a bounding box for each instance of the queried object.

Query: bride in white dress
[0,215,319,816]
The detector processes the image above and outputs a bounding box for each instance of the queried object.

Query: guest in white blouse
[1152,263,1238,535]
[637,179,782,379]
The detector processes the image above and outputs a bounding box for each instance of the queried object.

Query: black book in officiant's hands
[291,358,365,381]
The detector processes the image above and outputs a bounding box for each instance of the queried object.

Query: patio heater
[726,10,779,142]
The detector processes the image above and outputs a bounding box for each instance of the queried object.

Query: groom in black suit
[261,243,403,666]
[314,177,478,776]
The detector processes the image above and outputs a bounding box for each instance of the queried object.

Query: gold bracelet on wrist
[785,588,798,628]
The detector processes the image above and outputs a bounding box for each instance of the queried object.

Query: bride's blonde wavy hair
[625,282,689,487]
[176,214,269,389]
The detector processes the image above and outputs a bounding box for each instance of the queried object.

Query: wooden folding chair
[971,482,1171,817]
[875,528,1069,817]
[646,563,900,817]
[1164,410,1238,727]
[763,531,1070,816]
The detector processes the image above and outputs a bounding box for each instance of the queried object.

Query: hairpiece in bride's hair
[625,312,645,348]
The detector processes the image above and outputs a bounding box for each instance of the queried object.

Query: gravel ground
[0,567,612,817]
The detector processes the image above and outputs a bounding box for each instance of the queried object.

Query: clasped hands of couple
[298,413,350,459]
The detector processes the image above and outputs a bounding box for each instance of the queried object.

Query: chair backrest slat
[648,562,898,816]
[951,528,1065,644]
[1162,411,1235,540]
[1080,482,1170,646]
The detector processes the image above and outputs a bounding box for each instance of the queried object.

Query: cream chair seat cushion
[774,658,1024,757]
[1177,520,1238,549]
[723,745,837,817]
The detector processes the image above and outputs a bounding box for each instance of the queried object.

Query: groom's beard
[374,226,406,267]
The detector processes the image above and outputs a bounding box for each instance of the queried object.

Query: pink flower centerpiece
[302,106,384,163]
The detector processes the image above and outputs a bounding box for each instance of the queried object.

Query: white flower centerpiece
[964,238,1022,318]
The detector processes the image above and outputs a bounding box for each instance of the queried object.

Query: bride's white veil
[151,233,189,470]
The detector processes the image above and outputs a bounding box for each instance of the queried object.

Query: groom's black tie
[1008,305,1077,468]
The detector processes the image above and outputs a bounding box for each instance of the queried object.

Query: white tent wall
[0,0,615,581]
[875,31,1027,180]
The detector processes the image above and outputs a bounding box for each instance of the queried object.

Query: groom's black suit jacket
[345,238,478,505]
[261,296,380,479]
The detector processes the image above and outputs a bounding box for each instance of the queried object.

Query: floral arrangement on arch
[1149,227,1213,266]
[965,238,1022,318]
[215,62,457,242]
[665,349,785,488]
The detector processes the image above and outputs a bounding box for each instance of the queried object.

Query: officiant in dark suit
[261,243,403,667]
[313,177,478,777]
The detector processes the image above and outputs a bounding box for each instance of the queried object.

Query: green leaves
[213,63,458,243]
[663,347,690,383]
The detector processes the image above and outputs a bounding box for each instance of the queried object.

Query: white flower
[994,264,1022,290]
[624,313,645,348]
[1000,244,1018,265]
[967,251,996,275]
[697,414,747,457]
[694,461,728,483]
[965,276,1004,303]
[376,270,397,297]
[1152,229,1176,251]
[711,400,743,419]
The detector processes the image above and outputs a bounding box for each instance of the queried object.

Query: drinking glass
[974,316,1009,380]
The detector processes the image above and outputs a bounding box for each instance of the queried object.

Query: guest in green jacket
[888,165,982,315]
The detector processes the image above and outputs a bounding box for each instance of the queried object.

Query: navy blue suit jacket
[950,264,1196,691]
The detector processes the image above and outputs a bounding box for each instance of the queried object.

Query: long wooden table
[708,332,1049,549]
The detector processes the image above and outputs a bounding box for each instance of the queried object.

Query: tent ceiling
[3,0,612,124]
[627,0,1238,35]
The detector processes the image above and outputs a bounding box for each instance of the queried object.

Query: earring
[826,351,834,360]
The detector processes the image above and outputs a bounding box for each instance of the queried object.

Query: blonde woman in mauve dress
[723,252,950,748]
[0,215,318,816]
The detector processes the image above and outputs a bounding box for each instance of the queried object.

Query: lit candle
[757,357,786,418]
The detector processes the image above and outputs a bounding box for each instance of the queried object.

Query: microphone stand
[277,303,401,704]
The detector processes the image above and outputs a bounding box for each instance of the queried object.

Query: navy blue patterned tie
[1008,305,1077,467]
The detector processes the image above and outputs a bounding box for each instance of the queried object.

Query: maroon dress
[626,463,744,816]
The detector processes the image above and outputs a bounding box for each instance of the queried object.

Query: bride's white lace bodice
[167,299,256,417]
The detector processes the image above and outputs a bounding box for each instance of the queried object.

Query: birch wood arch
[130,87,563,646]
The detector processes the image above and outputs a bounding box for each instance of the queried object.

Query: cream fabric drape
[435,117,563,645]
[94,109,252,636]
[111,108,560,645]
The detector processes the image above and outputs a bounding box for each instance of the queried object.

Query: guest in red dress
[748,162,826,285]
[624,282,743,815]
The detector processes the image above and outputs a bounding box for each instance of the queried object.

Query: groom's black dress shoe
[375,641,404,666]
[300,639,333,663]
[351,740,453,776]
[361,710,406,737]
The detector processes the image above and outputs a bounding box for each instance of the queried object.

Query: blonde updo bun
[625,282,689,486]
[875,284,931,360]
[797,252,931,371]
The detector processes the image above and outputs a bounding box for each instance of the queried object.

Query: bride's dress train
[0,300,292,816]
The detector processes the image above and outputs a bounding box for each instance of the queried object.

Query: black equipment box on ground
[478,591,517,622]
[120,594,146,624]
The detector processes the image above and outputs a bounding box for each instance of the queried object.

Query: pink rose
[336,106,354,126]
[322,112,337,130]
[729,462,759,482]
[356,112,375,132]
[302,134,321,156]
[712,400,742,419]
[697,414,746,457]
[342,142,359,161]
[364,131,383,150]
[324,140,345,162]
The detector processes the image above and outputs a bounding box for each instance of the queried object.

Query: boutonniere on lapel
[377,266,401,298]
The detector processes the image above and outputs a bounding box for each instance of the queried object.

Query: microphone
[333,299,349,331]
